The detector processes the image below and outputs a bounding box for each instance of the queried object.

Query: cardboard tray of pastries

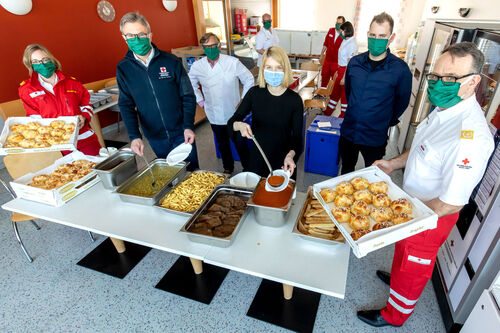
[10,151,105,207]
[292,187,344,245]
[0,116,79,155]
[313,166,438,258]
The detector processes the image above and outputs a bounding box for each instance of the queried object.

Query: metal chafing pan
[180,185,252,247]
[154,170,228,216]
[93,151,137,190]
[114,160,188,205]
[246,178,296,227]
[292,187,344,245]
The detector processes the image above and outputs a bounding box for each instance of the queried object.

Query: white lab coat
[188,54,254,125]
[403,95,494,205]
[337,37,358,67]
[255,28,280,66]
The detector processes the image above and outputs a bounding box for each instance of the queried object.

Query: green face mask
[32,61,56,79]
[340,32,345,40]
[368,37,388,57]
[126,37,152,56]
[427,77,471,108]
[335,23,341,30]
[263,21,272,29]
[204,46,220,61]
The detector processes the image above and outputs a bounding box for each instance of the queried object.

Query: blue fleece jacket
[116,44,196,142]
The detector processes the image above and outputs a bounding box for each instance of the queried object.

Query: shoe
[377,270,391,286]
[357,309,401,327]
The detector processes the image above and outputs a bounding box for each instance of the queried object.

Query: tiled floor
[0,113,445,332]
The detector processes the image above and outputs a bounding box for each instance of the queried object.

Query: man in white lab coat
[255,13,280,67]
[189,32,254,173]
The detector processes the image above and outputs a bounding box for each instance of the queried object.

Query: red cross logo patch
[160,67,166,72]
[462,158,470,165]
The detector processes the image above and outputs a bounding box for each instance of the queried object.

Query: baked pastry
[349,214,370,231]
[2,143,17,148]
[332,207,351,223]
[336,181,354,195]
[10,124,27,133]
[62,132,73,141]
[353,190,372,204]
[19,139,35,148]
[370,207,394,222]
[393,213,412,225]
[390,198,412,215]
[350,200,371,215]
[32,175,49,184]
[373,193,392,207]
[373,221,393,231]
[22,129,38,139]
[34,141,50,148]
[26,122,41,130]
[351,229,370,241]
[50,128,65,137]
[47,137,62,145]
[350,177,369,190]
[63,123,76,132]
[37,126,52,134]
[50,120,65,129]
[320,188,337,203]
[7,134,24,143]
[369,181,388,194]
[334,194,354,207]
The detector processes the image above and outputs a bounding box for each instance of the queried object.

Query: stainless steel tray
[180,185,252,247]
[246,178,296,227]
[114,160,188,205]
[154,170,229,216]
[93,150,137,190]
[292,187,344,245]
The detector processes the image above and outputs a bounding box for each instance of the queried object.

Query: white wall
[396,0,426,48]
[422,0,500,21]
[231,0,271,21]
[279,0,357,31]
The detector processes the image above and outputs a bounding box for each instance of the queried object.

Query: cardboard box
[312,166,438,258]
[0,116,78,155]
[171,46,204,58]
[10,151,105,207]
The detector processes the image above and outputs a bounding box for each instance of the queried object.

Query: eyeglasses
[123,32,149,39]
[31,57,52,65]
[203,44,219,49]
[426,73,476,86]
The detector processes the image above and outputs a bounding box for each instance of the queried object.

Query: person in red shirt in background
[18,44,102,156]
[320,16,345,91]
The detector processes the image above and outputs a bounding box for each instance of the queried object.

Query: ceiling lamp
[0,0,32,15]
[163,0,178,12]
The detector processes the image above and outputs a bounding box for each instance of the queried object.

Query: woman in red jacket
[18,44,102,156]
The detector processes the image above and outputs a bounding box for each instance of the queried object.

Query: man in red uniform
[320,16,345,90]
[19,44,101,156]
[357,42,494,327]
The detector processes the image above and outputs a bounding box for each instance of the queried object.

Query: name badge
[29,91,45,98]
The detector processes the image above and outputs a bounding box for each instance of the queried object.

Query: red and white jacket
[323,27,343,63]
[18,70,95,140]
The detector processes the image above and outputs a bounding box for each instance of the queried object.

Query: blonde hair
[258,46,293,88]
[22,44,62,75]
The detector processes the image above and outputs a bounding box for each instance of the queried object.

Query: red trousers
[381,212,460,326]
[62,133,102,157]
[325,66,347,117]
[321,60,338,88]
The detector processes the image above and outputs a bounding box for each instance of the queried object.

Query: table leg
[110,237,126,253]
[89,113,106,148]
[189,257,203,274]
[283,283,294,300]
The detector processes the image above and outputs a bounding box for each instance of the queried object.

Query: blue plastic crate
[304,115,343,176]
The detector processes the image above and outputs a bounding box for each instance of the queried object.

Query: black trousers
[211,123,249,172]
[339,135,387,175]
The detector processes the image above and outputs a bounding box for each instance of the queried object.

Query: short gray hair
[200,32,220,45]
[442,42,485,74]
[120,12,151,33]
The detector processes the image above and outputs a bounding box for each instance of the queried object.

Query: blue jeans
[148,133,199,171]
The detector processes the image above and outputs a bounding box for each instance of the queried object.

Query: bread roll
[353,190,372,204]
[350,200,371,215]
[336,181,354,195]
[349,214,370,231]
[369,181,388,194]
[334,194,354,207]
[350,177,369,190]
[320,188,337,203]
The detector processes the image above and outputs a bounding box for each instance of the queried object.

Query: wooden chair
[313,71,338,99]
[304,78,335,113]
[300,62,320,88]
[1,152,95,262]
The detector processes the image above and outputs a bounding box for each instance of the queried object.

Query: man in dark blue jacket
[116,12,199,170]
[340,12,411,174]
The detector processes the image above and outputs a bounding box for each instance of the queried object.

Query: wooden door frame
[191,0,233,54]
[271,0,279,28]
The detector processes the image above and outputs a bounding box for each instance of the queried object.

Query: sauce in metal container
[252,181,293,208]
